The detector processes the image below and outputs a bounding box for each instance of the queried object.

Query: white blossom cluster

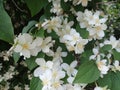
[13,33,54,58]
[4,0,119,89]
[76,9,108,40]
[41,16,88,54]
[90,35,120,77]
[34,58,86,90]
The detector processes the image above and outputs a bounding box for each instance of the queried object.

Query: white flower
[62,61,78,76]
[87,11,107,26]
[73,0,91,6]
[52,61,65,80]
[63,29,80,46]
[14,33,35,58]
[104,36,119,49]
[74,39,88,54]
[88,24,107,40]
[96,59,109,76]
[50,80,64,90]
[34,58,53,77]
[111,60,120,72]
[41,37,54,53]
[40,70,52,90]
[42,17,62,33]
[76,9,107,40]
[53,46,67,63]
[50,0,63,15]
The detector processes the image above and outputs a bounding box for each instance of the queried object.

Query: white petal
[22,49,30,58]
[61,63,69,71]
[98,31,104,37]
[70,61,77,68]
[46,61,53,69]
[34,67,42,77]
[35,58,45,66]
[42,46,50,53]
[61,52,67,57]
[14,45,22,52]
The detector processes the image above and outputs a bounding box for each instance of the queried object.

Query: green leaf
[25,0,48,16]
[25,52,44,70]
[34,28,44,38]
[74,61,100,83]
[61,0,71,11]
[30,77,42,90]
[97,71,120,90]
[76,24,89,39]
[80,49,92,64]
[13,52,20,63]
[100,44,112,53]
[112,49,120,60]
[22,21,37,33]
[0,0,14,44]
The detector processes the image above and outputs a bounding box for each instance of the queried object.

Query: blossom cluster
[12,33,54,58]
[76,9,107,40]
[34,58,86,90]
[2,0,119,90]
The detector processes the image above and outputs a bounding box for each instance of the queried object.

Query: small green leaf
[22,21,37,33]
[30,77,42,90]
[0,0,14,44]
[112,49,120,60]
[25,0,48,16]
[25,52,44,70]
[13,52,20,63]
[97,71,120,90]
[34,28,44,38]
[100,44,112,53]
[74,61,100,83]
[76,24,89,39]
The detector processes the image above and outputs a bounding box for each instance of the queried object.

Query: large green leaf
[0,0,14,44]
[25,52,44,70]
[74,61,100,83]
[25,0,48,16]
[97,71,120,90]
[30,77,42,90]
